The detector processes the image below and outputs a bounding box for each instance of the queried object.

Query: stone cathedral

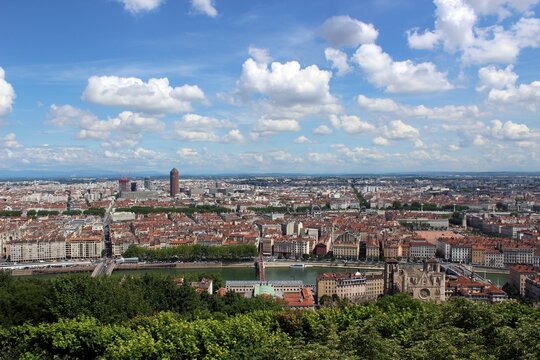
[384,258,446,302]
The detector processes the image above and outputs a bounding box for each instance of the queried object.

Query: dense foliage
[0,288,539,359]
[0,210,22,217]
[115,205,232,215]
[123,244,258,262]
[0,272,280,328]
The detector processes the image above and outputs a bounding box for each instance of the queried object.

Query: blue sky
[0,0,539,175]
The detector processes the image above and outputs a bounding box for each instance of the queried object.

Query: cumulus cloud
[352,44,453,93]
[321,16,378,47]
[407,0,540,64]
[382,120,420,139]
[0,67,16,118]
[358,95,481,121]
[173,113,242,142]
[1,133,21,149]
[330,114,376,134]
[293,135,311,144]
[477,65,540,111]
[191,0,218,17]
[248,47,271,64]
[476,65,518,91]
[313,125,333,135]
[223,129,245,143]
[47,104,163,146]
[251,119,300,137]
[178,148,198,157]
[466,0,539,16]
[373,136,390,146]
[82,75,206,114]
[490,119,535,140]
[488,80,540,111]
[324,48,351,76]
[77,111,164,141]
[120,0,164,14]
[239,58,335,106]
[237,56,341,119]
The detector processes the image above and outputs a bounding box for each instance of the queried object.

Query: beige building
[384,259,446,302]
[8,240,66,262]
[66,237,104,259]
[365,272,384,300]
[332,242,359,259]
[317,272,366,303]
[471,247,485,265]
[510,265,537,296]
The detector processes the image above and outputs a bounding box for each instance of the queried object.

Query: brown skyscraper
[170,168,179,197]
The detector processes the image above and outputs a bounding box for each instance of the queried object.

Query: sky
[0,0,539,175]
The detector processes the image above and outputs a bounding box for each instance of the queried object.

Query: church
[384,258,446,302]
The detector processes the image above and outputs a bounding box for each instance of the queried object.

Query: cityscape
[1,0,540,358]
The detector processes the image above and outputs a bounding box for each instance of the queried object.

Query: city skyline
[1,0,539,174]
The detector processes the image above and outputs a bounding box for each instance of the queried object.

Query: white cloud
[373,136,390,146]
[120,0,164,14]
[248,47,271,64]
[407,0,540,64]
[488,80,540,111]
[490,119,535,140]
[191,0,218,17]
[173,113,241,142]
[448,144,461,151]
[332,143,388,161]
[48,104,94,127]
[473,134,488,146]
[2,133,21,148]
[182,113,234,129]
[352,44,453,93]
[82,75,206,114]
[382,120,420,139]
[466,0,540,16]
[478,65,540,110]
[252,119,300,137]
[47,105,163,146]
[0,67,16,118]
[239,58,336,107]
[178,148,198,157]
[476,65,518,91]
[321,16,378,47]
[408,0,477,51]
[330,114,376,134]
[223,129,245,143]
[358,95,481,121]
[313,124,333,135]
[77,111,164,140]
[324,48,351,76]
[174,129,219,142]
[293,135,311,144]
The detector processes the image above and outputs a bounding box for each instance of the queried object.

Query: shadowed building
[170,168,179,197]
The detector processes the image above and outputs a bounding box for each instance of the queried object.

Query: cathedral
[384,258,446,302]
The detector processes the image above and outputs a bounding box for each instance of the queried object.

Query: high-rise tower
[118,178,130,193]
[170,168,179,197]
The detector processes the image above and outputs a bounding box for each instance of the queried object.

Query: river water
[111,266,510,286]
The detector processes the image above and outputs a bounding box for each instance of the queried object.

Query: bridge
[442,263,490,283]
[91,260,115,277]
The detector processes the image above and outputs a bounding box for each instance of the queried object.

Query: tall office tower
[170,168,179,197]
[130,182,137,192]
[119,178,130,193]
[144,177,153,190]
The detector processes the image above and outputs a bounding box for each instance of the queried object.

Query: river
[110,266,510,286]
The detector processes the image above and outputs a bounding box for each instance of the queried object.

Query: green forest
[1,272,540,359]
